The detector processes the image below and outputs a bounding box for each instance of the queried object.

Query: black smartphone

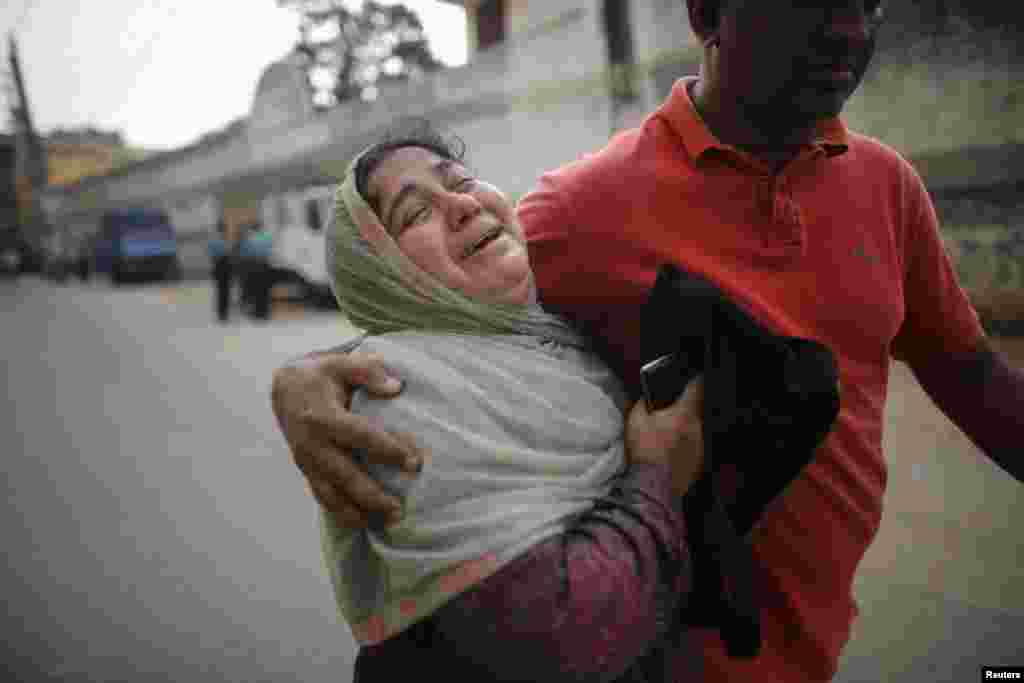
[640,352,699,412]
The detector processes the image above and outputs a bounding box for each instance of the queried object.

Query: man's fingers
[299,444,406,527]
[318,350,403,398]
[310,405,420,471]
[357,352,404,397]
[310,479,375,529]
[310,443,405,516]
[309,478,339,511]
[329,502,375,530]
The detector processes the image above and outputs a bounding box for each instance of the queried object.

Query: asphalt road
[2,276,1021,682]
[2,277,361,682]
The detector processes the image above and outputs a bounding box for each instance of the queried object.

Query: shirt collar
[661,76,850,165]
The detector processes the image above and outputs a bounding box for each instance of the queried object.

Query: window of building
[320,197,333,231]
[306,198,322,232]
[277,197,291,227]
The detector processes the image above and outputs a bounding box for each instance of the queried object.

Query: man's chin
[790,90,847,124]
[792,84,857,121]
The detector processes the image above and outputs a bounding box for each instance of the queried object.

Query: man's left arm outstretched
[910,342,1024,483]
[892,164,1023,482]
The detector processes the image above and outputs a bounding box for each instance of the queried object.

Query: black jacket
[640,264,842,658]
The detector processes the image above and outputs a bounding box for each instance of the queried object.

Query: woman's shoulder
[359,331,542,361]
[351,333,505,403]
[355,331,619,388]
[357,332,494,368]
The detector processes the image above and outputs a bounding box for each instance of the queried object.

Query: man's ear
[687,0,720,41]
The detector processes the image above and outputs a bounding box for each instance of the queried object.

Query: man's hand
[270,349,423,528]
[626,376,705,496]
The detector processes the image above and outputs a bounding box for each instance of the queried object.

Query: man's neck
[688,78,818,171]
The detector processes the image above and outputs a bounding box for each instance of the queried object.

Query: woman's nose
[446,191,482,231]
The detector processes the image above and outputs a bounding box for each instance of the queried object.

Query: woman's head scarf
[327,144,568,338]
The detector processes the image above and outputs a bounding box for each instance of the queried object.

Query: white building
[45,1,1022,287]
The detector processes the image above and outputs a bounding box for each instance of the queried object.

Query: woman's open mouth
[463,226,504,259]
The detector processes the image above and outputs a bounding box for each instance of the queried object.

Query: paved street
[2,276,1021,682]
[2,277,361,682]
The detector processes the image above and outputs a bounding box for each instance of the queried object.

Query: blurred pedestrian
[208,219,233,323]
[238,221,274,321]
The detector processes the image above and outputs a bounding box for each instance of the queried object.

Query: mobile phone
[640,352,698,412]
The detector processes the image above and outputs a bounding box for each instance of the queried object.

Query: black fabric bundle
[640,264,842,659]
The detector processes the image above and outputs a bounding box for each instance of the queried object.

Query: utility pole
[7,33,49,263]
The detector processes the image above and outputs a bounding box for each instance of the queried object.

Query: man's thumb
[362,363,404,396]
[319,351,405,397]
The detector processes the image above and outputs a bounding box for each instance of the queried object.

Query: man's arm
[909,342,1024,482]
[889,161,1023,481]
[270,341,422,527]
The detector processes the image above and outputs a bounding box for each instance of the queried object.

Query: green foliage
[110,146,152,169]
[944,226,1024,290]
[278,0,443,109]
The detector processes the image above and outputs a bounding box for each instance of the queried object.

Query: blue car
[95,208,181,285]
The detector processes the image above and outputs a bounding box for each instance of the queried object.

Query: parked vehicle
[0,243,23,276]
[0,230,28,276]
[261,184,335,307]
[95,208,182,285]
[1,226,45,276]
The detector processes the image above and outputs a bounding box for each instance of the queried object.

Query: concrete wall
[839,6,1024,296]
[48,0,1022,289]
[629,0,700,107]
[847,21,1022,171]
[447,1,614,197]
[312,1,617,198]
[52,2,641,221]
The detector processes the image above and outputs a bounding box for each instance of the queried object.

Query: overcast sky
[0,0,467,150]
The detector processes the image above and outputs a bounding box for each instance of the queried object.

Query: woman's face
[366,146,533,305]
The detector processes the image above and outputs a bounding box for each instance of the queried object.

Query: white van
[262,183,335,304]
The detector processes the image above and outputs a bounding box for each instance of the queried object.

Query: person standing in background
[238,221,274,321]
[209,219,233,323]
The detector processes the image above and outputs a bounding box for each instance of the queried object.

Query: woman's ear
[350,199,391,245]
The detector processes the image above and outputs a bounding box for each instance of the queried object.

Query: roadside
[837,336,1024,681]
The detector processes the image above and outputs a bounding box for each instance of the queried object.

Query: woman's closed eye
[398,178,477,231]
[401,204,431,231]
[451,176,475,191]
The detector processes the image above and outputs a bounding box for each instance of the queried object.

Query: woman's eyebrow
[384,160,460,229]
[384,182,421,230]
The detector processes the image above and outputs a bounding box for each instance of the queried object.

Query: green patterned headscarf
[327,145,572,339]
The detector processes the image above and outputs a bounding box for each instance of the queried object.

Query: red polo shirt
[518,77,984,681]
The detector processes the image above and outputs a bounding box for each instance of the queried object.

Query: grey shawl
[320,326,629,645]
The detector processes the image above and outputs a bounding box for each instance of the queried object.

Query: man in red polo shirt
[271,0,1023,680]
